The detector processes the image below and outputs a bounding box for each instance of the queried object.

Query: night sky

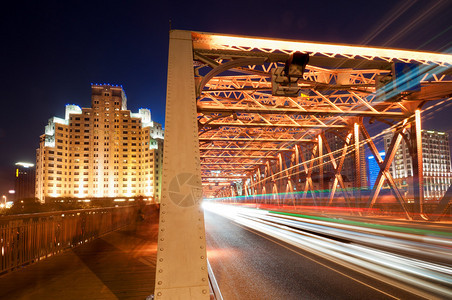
[1,0,451,196]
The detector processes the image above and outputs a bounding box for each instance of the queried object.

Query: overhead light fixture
[284,52,309,78]
[271,52,309,96]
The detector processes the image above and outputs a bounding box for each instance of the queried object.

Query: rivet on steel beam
[159,248,164,251]
[157,292,162,296]
[202,290,207,294]
[158,281,162,285]
[201,256,204,259]
[159,269,163,273]
[159,258,163,262]
[202,278,206,282]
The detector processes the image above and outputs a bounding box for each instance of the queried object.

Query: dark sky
[1,0,451,196]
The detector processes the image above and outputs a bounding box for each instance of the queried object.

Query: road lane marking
[235,223,403,300]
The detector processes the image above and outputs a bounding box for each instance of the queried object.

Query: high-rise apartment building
[384,130,452,201]
[14,162,36,201]
[35,84,164,203]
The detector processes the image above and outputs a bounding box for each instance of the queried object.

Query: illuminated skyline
[1,0,451,195]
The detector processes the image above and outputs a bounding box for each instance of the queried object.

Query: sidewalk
[0,205,159,300]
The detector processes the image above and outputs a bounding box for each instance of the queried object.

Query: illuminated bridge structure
[155,30,452,299]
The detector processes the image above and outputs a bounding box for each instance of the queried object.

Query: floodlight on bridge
[271,51,310,96]
[284,52,310,78]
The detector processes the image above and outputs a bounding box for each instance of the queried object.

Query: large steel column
[154,30,209,300]
[295,145,301,189]
[354,122,361,207]
[318,134,324,200]
[306,145,318,203]
[277,153,283,204]
[249,175,255,197]
[411,109,425,218]
[257,168,262,196]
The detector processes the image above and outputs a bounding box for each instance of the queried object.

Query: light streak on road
[204,203,452,299]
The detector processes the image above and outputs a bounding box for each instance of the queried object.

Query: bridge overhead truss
[155,30,452,299]
[192,31,452,220]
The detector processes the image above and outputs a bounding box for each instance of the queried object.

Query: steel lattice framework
[192,32,452,219]
[154,31,452,299]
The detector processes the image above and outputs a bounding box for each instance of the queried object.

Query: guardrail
[0,206,137,274]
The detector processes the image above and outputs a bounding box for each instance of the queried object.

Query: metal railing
[0,206,137,274]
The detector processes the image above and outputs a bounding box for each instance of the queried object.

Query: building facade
[384,130,452,201]
[367,152,385,189]
[14,162,36,201]
[36,84,164,203]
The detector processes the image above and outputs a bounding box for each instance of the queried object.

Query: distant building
[14,162,36,201]
[384,130,452,201]
[367,152,385,189]
[323,131,367,188]
[35,84,164,203]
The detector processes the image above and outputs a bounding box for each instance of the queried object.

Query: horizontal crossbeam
[201,162,266,165]
[203,122,347,129]
[194,49,394,69]
[198,106,407,118]
[199,137,315,143]
[200,147,294,151]
[201,155,277,159]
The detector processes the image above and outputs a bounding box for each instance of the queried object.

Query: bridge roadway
[204,205,452,300]
[205,211,421,300]
[0,204,451,299]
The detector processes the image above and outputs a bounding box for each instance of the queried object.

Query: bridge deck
[0,206,159,300]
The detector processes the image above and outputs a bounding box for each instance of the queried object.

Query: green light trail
[269,210,452,238]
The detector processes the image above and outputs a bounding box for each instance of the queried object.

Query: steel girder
[192,31,452,219]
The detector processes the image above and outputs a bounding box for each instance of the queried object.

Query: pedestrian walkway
[0,206,159,300]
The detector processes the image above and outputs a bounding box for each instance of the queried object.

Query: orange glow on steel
[205,34,452,64]
[415,109,421,131]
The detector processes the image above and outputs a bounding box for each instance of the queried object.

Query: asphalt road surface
[205,210,427,300]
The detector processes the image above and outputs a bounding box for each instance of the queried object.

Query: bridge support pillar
[318,134,324,201]
[410,109,426,219]
[354,122,361,207]
[154,30,209,300]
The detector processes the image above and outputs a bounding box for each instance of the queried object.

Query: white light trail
[204,203,452,298]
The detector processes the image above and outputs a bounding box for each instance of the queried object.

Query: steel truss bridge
[155,30,452,299]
